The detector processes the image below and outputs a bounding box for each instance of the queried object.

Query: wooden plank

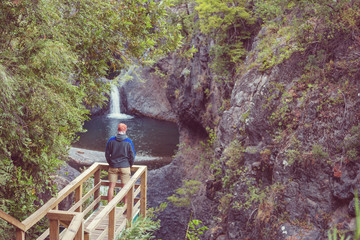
[16,229,25,240]
[134,184,141,198]
[140,168,147,217]
[61,213,83,240]
[95,226,108,240]
[0,210,26,231]
[69,182,101,213]
[98,163,110,171]
[49,219,59,240]
[133,209,140,222]
[47,210,77,221]
[94,169,100,211]
[126,185,134,226]
[22,198,57,231]
[75,219,84,240]
[85,166,146,232]
[82,196,101,218]
[134,201,141,216]
[84,206,126,240]
[84,231,90,240]
[108,208,115,240]
[75,185,83,212]
[22,163,103,231]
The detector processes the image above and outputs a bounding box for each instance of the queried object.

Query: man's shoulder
[123,138,133,143]
[107,136,116,142]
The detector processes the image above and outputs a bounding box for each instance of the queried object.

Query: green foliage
[284,135,302,166]
[117,203,167,240]
[231,167,261,210]
[328,192,360,240]
[221,140,245,189]
[252,0,360,70]
[168,0,198,37]
[312,144,329,161]
[117,216,160,240]
[0,0,182,237]
[168,180,202,207]
[186,219,208,240]
[195,0,255,78]
[206,127,217,146]
[147,202,168,220]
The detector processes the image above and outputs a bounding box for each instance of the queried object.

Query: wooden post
[15,229,25,240]
[75,219,84,240]
[94,169,100,210]
[140,169,147,217]
[108,208,115,240]
[75,184,83,212]
[49,219,60,240]
[126,185,134,226]
[84,232,90,240]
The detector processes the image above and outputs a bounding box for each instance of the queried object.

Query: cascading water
[108,84,133,119]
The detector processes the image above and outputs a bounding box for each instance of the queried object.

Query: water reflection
[73,115,179,157]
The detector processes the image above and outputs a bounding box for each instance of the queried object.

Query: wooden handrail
[0,210,26,231]
[47,210,84,240]
[63,213,83,240]
[85,165,146,232]
[22,162,107,231]
[0,163,147,240]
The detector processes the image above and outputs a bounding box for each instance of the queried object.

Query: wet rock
[53,175,75,210]
[68,147,105,171]
[147,157,189,240]
[121,66,176,122]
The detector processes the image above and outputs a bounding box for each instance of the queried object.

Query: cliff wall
[144,25,360,240]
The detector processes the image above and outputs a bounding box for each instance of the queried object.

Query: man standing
[105,123,135,203]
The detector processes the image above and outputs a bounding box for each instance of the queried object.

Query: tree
[195,0,256,78]
[0,0,182,237]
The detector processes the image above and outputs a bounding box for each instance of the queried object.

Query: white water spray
[108,84,133,119]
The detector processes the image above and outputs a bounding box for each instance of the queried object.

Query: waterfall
[108,84,133,119]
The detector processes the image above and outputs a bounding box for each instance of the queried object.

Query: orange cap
[117,123,127,132]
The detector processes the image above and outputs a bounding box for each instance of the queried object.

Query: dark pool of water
[72,115,179,158]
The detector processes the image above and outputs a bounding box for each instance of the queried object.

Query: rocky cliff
[138,25,360,240]
[111,6,360,238]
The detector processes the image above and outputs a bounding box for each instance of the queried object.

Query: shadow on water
[72,115,179,169]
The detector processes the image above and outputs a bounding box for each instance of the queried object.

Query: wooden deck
[0,163,147,240]
[85,206,126,240]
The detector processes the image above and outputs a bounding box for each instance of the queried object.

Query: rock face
[121,67,176,122]
[164,37,227,134]
[210,31,360,239]
[147,26,360,240]
[147,153,189,240]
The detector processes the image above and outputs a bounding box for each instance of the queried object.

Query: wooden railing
[0,163,147,240]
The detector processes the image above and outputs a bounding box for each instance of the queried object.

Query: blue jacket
[105,134,135,168]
